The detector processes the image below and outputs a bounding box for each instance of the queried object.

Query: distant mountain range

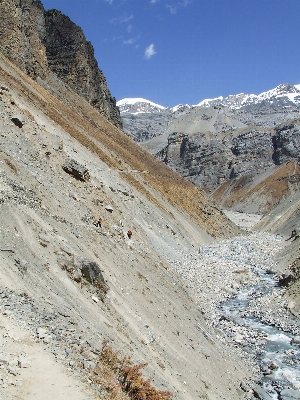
[117,83,300,214]
[117,82,300,146]
[118,83,300,114]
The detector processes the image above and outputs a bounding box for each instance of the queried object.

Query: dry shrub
[4,158,18,174]
[98,340,173,400]
[93,277,109,300]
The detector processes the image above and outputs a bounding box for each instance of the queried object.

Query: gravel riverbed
[168,232,300,399]
[168,232,284,326]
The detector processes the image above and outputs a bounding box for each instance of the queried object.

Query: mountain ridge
[118,83,300,213]
[0,0,122,128]
[117,82,300,112]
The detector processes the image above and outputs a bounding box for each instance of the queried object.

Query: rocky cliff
[272,119,300,165]
[156,126,276,191]
[0,0,48,79]
[42,9,121,128]
[157,121,300,213]
[0,0,122,128]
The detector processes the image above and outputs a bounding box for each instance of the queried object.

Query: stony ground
[1,227,299,400]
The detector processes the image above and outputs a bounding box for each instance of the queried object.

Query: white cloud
[105,0,113,4]
[166,0,192,14]
[150,0,160,3]
[123,35,140,45]
[144,44,156,59]
[110,14,134,24]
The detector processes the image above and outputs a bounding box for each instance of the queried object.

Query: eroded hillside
[0,51,252,400]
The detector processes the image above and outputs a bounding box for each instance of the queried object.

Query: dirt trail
[0,314,96,400]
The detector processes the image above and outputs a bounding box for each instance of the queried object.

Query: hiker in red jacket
[127,230,132,239]
[96,218,102,228]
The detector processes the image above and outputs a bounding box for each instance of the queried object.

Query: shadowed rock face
[272,120,300,165]
[0,0,122,128]
[43,9,122,129]
[0,0,48,79]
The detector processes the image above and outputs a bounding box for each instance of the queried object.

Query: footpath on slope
[0,312,96,400]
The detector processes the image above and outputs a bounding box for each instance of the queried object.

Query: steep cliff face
[157,127,275,191]
[0,0,122,128]
[272,119,300,165]
[42,9,122,128]
[156,124,300,213]
[0,0,48,79]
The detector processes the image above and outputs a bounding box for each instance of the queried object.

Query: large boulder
[80,261,108,298]
[80,261,105,285]
[11,115,25,128]
[62,159,90,182]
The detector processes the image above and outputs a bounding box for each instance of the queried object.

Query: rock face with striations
[42,9,122,128]
[0,0,122,128]
[0,0,48,79]
[157,127,275,191]
[272,119,300,165]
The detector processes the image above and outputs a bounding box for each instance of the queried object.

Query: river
[219,244,300,399]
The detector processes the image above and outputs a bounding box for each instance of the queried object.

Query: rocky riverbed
[168,232,300,399]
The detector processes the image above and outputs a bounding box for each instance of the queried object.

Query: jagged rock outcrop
[157,127,275,191]
[0,0,48,79]
[272,119,300,165]
[0,0,122,128]
[42,9,121,128]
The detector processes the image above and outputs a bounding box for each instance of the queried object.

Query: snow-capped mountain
[118,82,300,155]
[118,83,300,114]
[196,83,300,109]
[117,98,167,114]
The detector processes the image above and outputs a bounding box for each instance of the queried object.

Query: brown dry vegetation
[214,161,300,212]
[91,341,173,400]
[4,158,18,174]
[0,52,236,238]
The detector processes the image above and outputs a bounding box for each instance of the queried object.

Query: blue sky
[42,0,300,107]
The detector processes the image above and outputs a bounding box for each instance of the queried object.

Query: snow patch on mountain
[196,96,224,107]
